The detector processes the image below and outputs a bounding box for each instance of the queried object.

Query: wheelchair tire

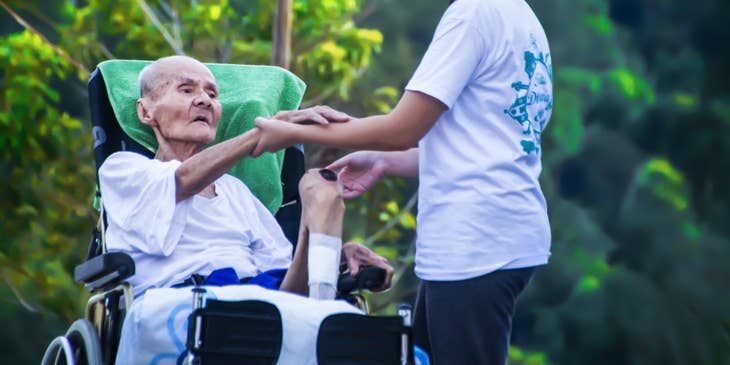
[41,319,102,365]
[40,336,74,365]
[65,319,102,365]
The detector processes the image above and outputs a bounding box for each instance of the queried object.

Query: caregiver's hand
[273,105,352,125]
[327,151,389,199]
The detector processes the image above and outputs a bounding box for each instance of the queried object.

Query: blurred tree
[514,0,730,363]
[0,28,94,320]
[0,25,94,364]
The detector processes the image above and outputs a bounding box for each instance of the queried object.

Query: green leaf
[399,212,416,229]
[576,274,600,293]
[638,158,688,211]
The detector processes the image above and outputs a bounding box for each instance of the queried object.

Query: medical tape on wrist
[309,283,336,300]
[307,233,342,287]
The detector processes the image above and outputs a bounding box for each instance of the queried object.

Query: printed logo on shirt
[505,34,553,154]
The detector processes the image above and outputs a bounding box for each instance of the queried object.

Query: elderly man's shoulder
[100,152,182,181]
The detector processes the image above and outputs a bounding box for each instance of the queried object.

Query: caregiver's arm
[252,91,446,156]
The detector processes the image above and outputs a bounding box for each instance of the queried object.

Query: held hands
[252,106,351,157]
[252,117,297,157]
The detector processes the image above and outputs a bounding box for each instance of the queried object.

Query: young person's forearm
[175,129,260,202]
[293,114,416,151]
[293,91,445,151]
[383,148,419,177]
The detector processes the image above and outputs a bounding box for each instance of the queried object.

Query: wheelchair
[40,61,415,365]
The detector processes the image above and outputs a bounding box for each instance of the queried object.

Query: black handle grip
[337,266,387,295]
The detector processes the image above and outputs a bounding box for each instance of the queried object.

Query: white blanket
[116,285,363,365]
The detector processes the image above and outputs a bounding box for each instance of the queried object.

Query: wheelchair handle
[337,266,387,295]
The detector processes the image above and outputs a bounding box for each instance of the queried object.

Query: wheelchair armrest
[337,266,387,296]
[74,252,135,291]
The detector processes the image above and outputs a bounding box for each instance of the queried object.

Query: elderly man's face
[141,59,222,145]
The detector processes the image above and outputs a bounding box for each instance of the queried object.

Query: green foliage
[509,346,552,365]
[516,0,730,363]
[293,0,383,101]
[636,158,688,212]
[0,30,94,321]
[60,0,383,106]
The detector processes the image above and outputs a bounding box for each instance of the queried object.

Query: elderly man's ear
[136,99,157,127]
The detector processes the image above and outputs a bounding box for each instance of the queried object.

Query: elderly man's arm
[170,128,260,202]
[279,168,345,296]
[279,169,394,296]
[279,225,311,294]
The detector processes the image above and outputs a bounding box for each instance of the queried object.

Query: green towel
[97,60,306,214]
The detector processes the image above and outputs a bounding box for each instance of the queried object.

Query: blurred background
[1,0,729,364]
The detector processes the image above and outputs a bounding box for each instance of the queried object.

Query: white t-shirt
[405,0,553,281]
[99,152,292,296]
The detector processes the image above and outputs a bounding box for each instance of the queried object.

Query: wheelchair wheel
[41,319,102,365]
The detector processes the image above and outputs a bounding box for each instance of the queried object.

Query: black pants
[413,267,537,365]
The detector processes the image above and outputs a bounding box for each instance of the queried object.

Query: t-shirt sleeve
[99,152,189,256]
[405,3,486,109]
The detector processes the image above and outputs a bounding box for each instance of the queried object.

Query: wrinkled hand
[273,105,352,125]
[252,116,299,157]
[252,106,351,157]
[341,242,394,291]
[299,168,345,237]
[327,151,388,199]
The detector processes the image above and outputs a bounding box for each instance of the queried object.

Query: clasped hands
[250,106,349,158]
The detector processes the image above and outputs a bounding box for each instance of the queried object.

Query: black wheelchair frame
[40,66,414,365]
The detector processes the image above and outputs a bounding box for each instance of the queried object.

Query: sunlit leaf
[576,274,600,293]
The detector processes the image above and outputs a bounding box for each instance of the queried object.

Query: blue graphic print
[505,34,553,154]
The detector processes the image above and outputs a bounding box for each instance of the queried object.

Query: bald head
[135,55,221,149]
[138,55,214,100]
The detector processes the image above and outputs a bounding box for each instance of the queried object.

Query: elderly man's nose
[194,92,212,107]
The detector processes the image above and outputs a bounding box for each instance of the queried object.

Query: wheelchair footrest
[187,299,283,365]
[317,313,410,365]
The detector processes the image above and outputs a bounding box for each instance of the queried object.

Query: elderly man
[98,55,392,297]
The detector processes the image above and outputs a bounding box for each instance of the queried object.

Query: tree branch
[0,0,89,77]
[301,86,338,108]
[2,275,41,313]
[136,0,185,55]
[362,192,418,246]
[98,43,116,60]
[158,0,183,46]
